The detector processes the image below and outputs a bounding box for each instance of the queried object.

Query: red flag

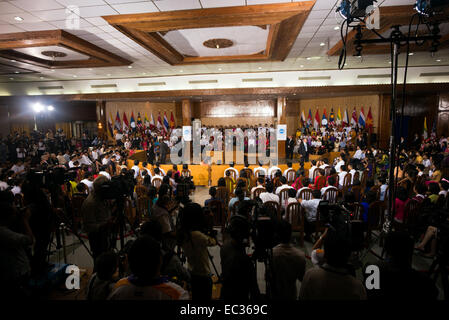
[170,112,175,128]
[314,109,320,130]
[157,113,163,132]
[122,112,129,133]
[366,107,373,128]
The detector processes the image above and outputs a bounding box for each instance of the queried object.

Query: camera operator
[151,194,177,252]
[177,202,217,300]
[220,210,260,301]
[81,175,114,263]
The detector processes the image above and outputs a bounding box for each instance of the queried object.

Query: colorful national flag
[431,119,437,139]
[170,111,175,129]
[322,108,328,128]
[301,110,306,127]
[351,108,357,128]
[108,113,114,137]
[358,107,366,128]
[423,117,428,139]
[144,113,150,129]
[343,108,349,127]
[307,109,313,127]
[130,111,136,131]
[329,108,335,126]
[337,108,342,126]
[115,111,121,132]
[150,113,155,129]
[366,107,373,128]
[123,112,129,133]
[137,112,143,129]
[157,113,163,131]
[314,109,320,130]
[163,112,169,132]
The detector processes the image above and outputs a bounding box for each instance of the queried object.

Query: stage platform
[127,150,353,186]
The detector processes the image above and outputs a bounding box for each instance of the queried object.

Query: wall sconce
[98,122,103,129]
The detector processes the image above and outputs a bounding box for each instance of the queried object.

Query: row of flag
[107,111,175,136]
[422,116,437,139]
[300,107,373,130]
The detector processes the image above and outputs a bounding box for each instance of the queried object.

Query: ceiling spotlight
[334,26,340,30]
[47,105,54,111]
[11,59,16,62]
[258,67,262,69]
[388,61,392,64]
[320,42,326,47]
[218,68,222,71]
[408,52,414,56]
[73,75,77,77]
[306,57,311,60]
[51,69,55,72]
[107,74,111,76]
[436,59,441,62]
[88,68,93,71]
[40,76,44,79]
[9,78,14,80]
[32,103,44,113]
[300,65,304,68]
[14,16,23,21]
[15,71,19,74]
[128,65,133,68]
[179,70,183,73]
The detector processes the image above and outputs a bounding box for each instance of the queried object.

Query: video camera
[98,171,136,200]
[175,176,195,203]
[28,167,77,189]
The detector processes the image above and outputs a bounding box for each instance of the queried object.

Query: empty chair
[285,202,304,247]
[351,203,365,221]
[351,185,363,203]
[298,188,313,200]
[152,177,162,189]
[263,201,280,220]
[279,188,291,208]
[322,187,338,204]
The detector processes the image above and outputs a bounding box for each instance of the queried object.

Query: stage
[127,150,353,186]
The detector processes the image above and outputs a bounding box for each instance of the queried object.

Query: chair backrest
[324,166,332,177]
[263,201,280,219]
[226,168,237,180]
[353,171,360,183]
[254,169,265,178]
[135,184,148,198]
[351,202,365,221]
[273,177,282,189]
[279,188,291,207]
[208,199,225,228]
[181,169,191,178]
[285,168,296,185]
[361,169,369,188]
[224,176,235,195]
[285,202,303,229]
[322,187,338,204]
[403,199,421,226]
[312,167,319,181]
[216,186,230,207]
[342,173,351,188]
[298,188,313,200]
[243,168,253,179]
[351,185,363,202]
[152,177,162,189]
[252,187,266,200]
[366,201,384,231]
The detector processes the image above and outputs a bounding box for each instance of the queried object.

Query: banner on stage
[277,125,287,141]
[183,126,192,141]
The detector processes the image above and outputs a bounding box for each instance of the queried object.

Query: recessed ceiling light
[320,42,326,46]
[88,68,93,71]
[14,16,23,21]
[11,59,16,62]
[142,72,146,75]
[408,52,414,56]
[107,74,111,76]
[258,67,262,69]
[300,65,304,68]
[436,59,441,62]
[218,68,222,71]
[179,70,183,72]
[306,57,311,60]
[40,76,44,79]
[128,65,133,68]
[73,75,77,78]
[9,78,14,80]
[388,61,391,64]
[14,71,19,74]
[51,69,55,72]
[334,26,340,30]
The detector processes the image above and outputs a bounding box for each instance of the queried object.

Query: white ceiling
[0,0,447,94]
[14,45,90,60]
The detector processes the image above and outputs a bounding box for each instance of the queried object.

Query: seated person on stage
[251,177,265,199]
[275,176,294,196]
[271,220,306,300]
[321,176,337,196]
[253,161,267,177]
[154,162,166,176]
[309,168,326,191]
[299,228,367,300]
[108,235,189,300]
[228,188,250,214]
[224,162,239,180]
[297,190,321,241]
[259,181,280,204]
[268,163,281,180]
[205,186,222,207]
[86,251,118,300]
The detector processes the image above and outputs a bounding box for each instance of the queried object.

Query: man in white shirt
[267,163,281,180]
[353,146,365,160]
[80,152,93,166]
[321,176,338,196]
[338,165,349,188]
[422,155,431,168]
[253,162,267,177]
[251,177,265,199]
[99,167,111,180]
[275,177,294,196]
[334,154,345,173]
[151,168,163,183]
[283,162,294,177]
[131,160,140,179]
[140,162,152,179]
[91,148,99,161]
[298,190,321,222]
[80,172,94,193]
[347,163,356,184]
[224,162,239,179]
[11,161,25,174]
[259,182,280,204]
[154,163,166,176]
[308,160,317,181]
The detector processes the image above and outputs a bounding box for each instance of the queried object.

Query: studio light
[47,105,54,111]
[32,102,44,113]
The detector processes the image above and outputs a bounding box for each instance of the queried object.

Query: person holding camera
[81,175,114,263]
[177,202,217,300]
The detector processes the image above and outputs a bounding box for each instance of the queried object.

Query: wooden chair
[279,188,291,209]
[254,168,266,178]
[360,169,369,189]
[298,188,313,200]
[226,169,237,181]
[252,187,266,199]
[402,199,421,235]
[181,169,192,178]
[136,195,149,220]
[152,177,162,189]
[286,202,304,247]
[366,201,385,241]
[312,167,319,182]
[285,168,296,185]
[224,176,236,197]
[341,173,351,194]
[243,168,253,179]
[351,202,365,221]
[324,166,332,177]
[353,171,360,183]
[208,199,226,230]
[351,185,364,203]
[216,186,230,208]
[322,187,338,204]
[135,184,148,199]
[263,201,281,220]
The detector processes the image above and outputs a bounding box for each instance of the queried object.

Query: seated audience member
[108,235,189,300]
[299,228,367,300]
[251,177,265,199]
[275,176,293,196]
[140,220,190,284]
[228,188,250,214]
[427,182,440,204]
[326,167,338,187]
[309,168,326,191]
[308,160,318,182]
[321,176,337,196]
[412,184,427,203]
[298,190,322,240]
[86,251,118,300]
[283,162,294,177]
[338,165,349,188]
[296,177,312,198]
[365,232,438,300]
[393,186,409,224]
[267,163,281,180]
[205,186,221,207]
[131,160,140,179]
[259,181,280,204]
[271,220,306,300]
[378,176,388,201]
[151,168,164,183]
[224,170,236,195]
[224,162,239,179]
[283,188,299,211]
[154,162,166,176]
[220,215,260,301]
[253,162,267,178]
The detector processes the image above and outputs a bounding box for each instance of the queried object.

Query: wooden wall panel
[200,117,274,127]
[438,94,449,137]
[105,101,179,127]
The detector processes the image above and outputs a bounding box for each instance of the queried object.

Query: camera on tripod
[98,171,135,200]
[28,167,76,189]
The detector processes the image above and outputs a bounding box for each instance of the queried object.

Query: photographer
[177,202,217,300]
[81,175,114,263]
[151,195,176,252]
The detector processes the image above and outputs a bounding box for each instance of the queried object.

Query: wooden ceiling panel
[103,1,316,65]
